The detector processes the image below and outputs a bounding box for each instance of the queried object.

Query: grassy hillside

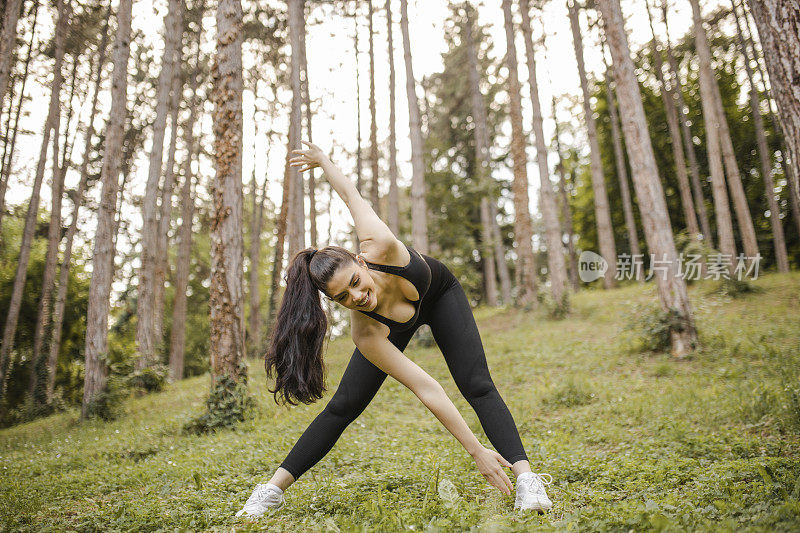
[2,274,799,532]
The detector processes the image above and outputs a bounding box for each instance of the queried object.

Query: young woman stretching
[236,141,552,517]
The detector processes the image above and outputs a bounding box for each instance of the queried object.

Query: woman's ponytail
[265,248,329,405]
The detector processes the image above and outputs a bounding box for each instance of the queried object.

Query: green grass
[2,274,800,531]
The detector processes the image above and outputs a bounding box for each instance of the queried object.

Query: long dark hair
[265,245,359,405]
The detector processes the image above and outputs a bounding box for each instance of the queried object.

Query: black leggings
[278,277,529,480]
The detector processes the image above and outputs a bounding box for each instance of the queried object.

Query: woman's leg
[271,327,417,489]
[426,281,531,475]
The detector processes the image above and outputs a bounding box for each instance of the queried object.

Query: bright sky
[5,0,730,293]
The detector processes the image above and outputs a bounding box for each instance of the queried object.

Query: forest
[1,0,799,529]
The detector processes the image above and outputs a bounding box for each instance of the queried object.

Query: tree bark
[597,0,697,357]
[552,99,580,290]
[299,1,316,247]
[169,36,201,382]
[489,200,513,303]
[0,0,69,403]
[48,12,109,401]
[287,0,304,257]
[386,0,399,235]
[137,0,183,371]
[600,55,643,280]
[0,0,23,109]
[567,0,617,289]
[687,0,737,263]
[352,7,362,250]
[368,0,380,214]
[82,0,132,417]
[209,0,246,379]
[464,7,499,307]
[747,0,800,248]
[400,0,429,254]
[0,0,37,233]
[501,0,538,306]
[661,5,714,249]
[519,0,568,306]
[731,0,788,272]
[28,57,78,404]
[154,30,185,355]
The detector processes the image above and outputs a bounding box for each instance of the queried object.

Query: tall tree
[209,0,246,378]
[600,49,643,279]
[567,0,616,289]
[661,1,714,248]
[287,0,304,256]
[170,30,202,382]
[368,0,380,212]
[0,0,38,232]
[299,0,316,246]
[0,0,23,108]
[731,0,788,272]
[82,0,133,417]
[552,98,580,289]
[500,0,537,306]
[137,0,183,371]
[352,4,363,250]
[597,0,697,357]
[48,10,110,401]
[464,4,499,307]
[643,2,700,241]
[519,0,568,306]
[747,0,800,238]
[386,0,399,235]
[0,0,70,403]
[687,0,736,263]
[399,0,429,253]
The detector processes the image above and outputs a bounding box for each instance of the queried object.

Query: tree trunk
[597,0,697,357]
[687,0,737,263]
[0,0,37,233]
[299,1,316,247]
[386,0,399,235]
[464,7,499,307]
[489,200,513,303]
[747,0,800,248]
[519,0,568,306]
[267,153,292,329]
[353,7,362,250]
[47,13,109,401]
[169,35,201,382]
[210,0,246,379]
[28,57,78,404]
[643,3,701,241]
[154,33,184,356]
[247,92,268,357]
[137,0,183,371]
[567,0,617,289]
[82,0,132,418]
[600,55,643,280]
[368,0,380,214]
[0,0,23,108]
[400,0,429,254]
[661,7,714,249]
[0,0,69,403]
[731,0,788,272]
[552,99,580,290]
[287,0,304,257]
[501,0,538,306]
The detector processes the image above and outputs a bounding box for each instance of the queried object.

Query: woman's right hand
[289,140,327,172]
[471,446,514,495]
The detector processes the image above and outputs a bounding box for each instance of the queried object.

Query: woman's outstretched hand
[471,446,514,495]
[289,140,327,173]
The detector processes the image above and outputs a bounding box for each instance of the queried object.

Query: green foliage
[713,277,760,298]
[126,364,169,393]
[82,373,129,421]
[623,304,696,353]
[182,371,255,435]
[542,377,594,408]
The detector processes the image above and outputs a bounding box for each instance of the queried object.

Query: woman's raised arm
[290,140,396,250]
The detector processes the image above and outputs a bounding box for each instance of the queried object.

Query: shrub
[126,364,169,393]
[624,304,695,353]
[182,369,255,435]
[82,374,129,421]
[543,378,594,408]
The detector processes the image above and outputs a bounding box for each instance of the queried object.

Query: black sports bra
[356,242,432,331]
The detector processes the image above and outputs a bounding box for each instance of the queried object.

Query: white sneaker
[235,483,285,517]
[514,472,553,512]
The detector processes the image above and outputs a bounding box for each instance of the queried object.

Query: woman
[236,141,552,517]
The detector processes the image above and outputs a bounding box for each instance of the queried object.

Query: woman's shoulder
[359,237,411,268]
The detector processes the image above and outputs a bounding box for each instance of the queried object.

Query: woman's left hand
[471,446,514,495]
[289,140,326,172]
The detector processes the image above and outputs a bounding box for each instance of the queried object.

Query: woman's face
[325,256,378,311]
